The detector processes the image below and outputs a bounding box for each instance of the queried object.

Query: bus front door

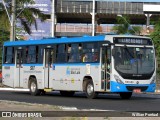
[44,48,54,88]
[101,46,111,91]
[15,49,23,88]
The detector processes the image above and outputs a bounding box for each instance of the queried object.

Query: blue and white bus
[2,35,156,99]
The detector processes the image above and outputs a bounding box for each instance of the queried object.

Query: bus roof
[4,35,105,47]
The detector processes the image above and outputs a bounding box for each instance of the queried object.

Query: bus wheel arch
[28,76,40,96]
[83,76,97,99]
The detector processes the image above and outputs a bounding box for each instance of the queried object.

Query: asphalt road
[0,91,160,112]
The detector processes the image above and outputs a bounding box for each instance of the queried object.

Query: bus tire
[85,80,97,99]
[60,91,75,97]
[119,92,132,99]
[29,78,40,96]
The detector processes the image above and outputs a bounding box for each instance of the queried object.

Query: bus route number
[30,66,35,70]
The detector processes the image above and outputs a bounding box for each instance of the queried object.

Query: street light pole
[117,14,137,35]
[92,0,95,36]
[51,0,55,38]
[10,0,16,41]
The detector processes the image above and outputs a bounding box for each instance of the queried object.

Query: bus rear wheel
[29,78,40,96]
[119,92,132,99]
[85,80,97,99]
[60,91,75,97]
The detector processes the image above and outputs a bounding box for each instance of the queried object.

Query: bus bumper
[110,81,156,93]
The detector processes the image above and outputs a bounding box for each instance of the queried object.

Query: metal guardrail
[55,24,153,35]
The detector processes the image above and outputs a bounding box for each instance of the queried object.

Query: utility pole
[145,14,152,33]
[51,0,55,37]
[10,0,16,41]
[92,0,95,36]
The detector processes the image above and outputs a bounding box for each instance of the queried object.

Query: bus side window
[27,46,36,63]
[68,44,80,62]
[82,43,99,62]
[50,46,56,64]
[4,47,14,64]
[67,44,71,62]
[38,46,44,64]
[56,44,66,63]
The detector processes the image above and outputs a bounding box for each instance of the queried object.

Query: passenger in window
[93,53,98,62]
[82,54,88,62]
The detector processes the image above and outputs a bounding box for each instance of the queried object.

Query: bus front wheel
[29,78,40,96]
[119,92,132,99]
[85,80,97,99]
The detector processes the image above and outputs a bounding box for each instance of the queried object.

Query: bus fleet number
[30,66,35,70]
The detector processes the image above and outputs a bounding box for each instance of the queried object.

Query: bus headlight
[150,76,156,84]
[114,75,124,84]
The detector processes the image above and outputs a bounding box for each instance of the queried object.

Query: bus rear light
[114,75,124,84]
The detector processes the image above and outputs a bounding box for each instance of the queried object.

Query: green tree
[0,0,47,37]
[0,0,47,68]
[112,16,142,35]
[150,20,160,58]
[150,19,160,75]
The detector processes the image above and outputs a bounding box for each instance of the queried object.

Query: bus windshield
[114,46,155,80]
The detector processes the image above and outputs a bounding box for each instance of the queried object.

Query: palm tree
[112,15,141,35]
[0,0,47,67]
[0,0,47,38]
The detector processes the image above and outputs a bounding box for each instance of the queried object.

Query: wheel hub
[87,84,94,95]
[31,82,36,92]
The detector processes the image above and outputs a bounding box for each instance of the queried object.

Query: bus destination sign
[113,37,152,45]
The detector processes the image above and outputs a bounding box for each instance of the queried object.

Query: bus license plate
[133,89,141,93]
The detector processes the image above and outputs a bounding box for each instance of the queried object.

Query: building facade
[21,0,160,39]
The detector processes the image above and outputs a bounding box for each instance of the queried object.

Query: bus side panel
[50,64,100,91]
[22,65,44,89]
[90,64,101,91]
[2,65,15,87]
[51,65,82,91]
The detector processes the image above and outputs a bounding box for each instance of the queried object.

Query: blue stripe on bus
[22,64,43,66]
[53,63,100,66]
[2,64,43,66]
[4,35,105,46]
[2,64,15,66]
[110,81,156,92]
